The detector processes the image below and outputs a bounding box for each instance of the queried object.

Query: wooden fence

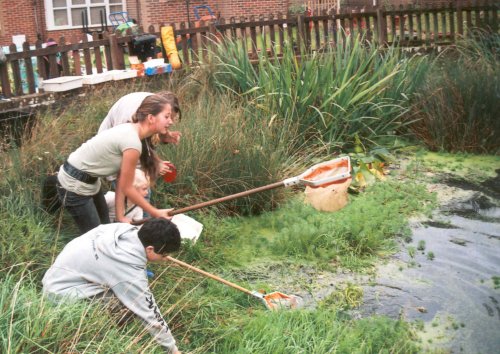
[0,0,498,99]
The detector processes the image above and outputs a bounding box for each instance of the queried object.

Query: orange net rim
[263,292,300,310]
[299,157,351,187]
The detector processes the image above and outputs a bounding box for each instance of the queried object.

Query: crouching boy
[42,218,181,354]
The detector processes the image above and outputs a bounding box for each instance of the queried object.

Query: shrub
[409,32,500,153]
[210,34,428,151]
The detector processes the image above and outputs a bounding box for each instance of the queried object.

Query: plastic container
[162,162,177,183]
[108,69,137,81]
[82,72,112,85]
[171,214,203,243]
[41,76,83,92]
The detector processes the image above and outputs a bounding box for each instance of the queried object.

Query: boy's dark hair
[138,218,181,254]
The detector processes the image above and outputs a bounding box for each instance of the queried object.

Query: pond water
[359,172,500,353]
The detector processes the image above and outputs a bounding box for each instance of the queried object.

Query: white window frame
[44,0,126,31]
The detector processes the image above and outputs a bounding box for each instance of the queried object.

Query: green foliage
[204,181,436,268]
[0,178,57,274]
[319,282,364,310]
[210,35,428,150]
[417,240,426,251]
[271,181,435,261]
[426,251,435,261]
[154,91,306,215]
[0,270,418,354]
[213,311,419,353]
[407,246,416,259]
[0,271,161,353]
[409,32,500,153]
[492,276,500,289]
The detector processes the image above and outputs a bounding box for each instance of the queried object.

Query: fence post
[71,34,82,75]
[297,14,305,51]
[376,7,387,45]
[9,44,23,96]
[0,58,12,98]
[208,21,217,60]
[21,42,35,94]
[491,0,498,33]
[82,33,93,74]
[456,0,464,37]
[59,37,71,76]
[109,33,123,70]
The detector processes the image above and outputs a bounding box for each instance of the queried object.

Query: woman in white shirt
[56,94,176,233]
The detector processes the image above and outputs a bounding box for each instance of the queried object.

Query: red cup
[162,162,177,183]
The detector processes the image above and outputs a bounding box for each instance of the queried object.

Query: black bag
[131,34,157,62]
[42,175,62,213]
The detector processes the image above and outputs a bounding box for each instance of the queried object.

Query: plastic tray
[41,76,83,92]
[82,72,112,85]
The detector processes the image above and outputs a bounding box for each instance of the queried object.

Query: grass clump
[213,310,419,353]
[205,180,436,268]
[493,276,500,289]
[426,252,435,261]
[155,90,309,215]
[211,35,428,150]
[0,271,160,353]
[319,282,364,310]
[409,32,500,153]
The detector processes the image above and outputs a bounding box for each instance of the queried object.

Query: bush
[409,32,500,153]
[210,35,428,151]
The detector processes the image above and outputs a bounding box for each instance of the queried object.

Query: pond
[360,171,500,352]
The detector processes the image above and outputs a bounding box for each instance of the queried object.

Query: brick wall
[1,0,289,46]
[139,0,218,27]
[1,0,454,47]
[0,0,41,45]
[139,0,288,29]
[0,0,136,46]
[342,0,453,6]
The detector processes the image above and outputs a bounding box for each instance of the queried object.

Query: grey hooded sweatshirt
[42,223,177,353]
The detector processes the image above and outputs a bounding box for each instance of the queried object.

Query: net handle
[131,156,350,226]
[165,256,254,296]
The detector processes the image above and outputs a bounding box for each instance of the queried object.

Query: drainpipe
[33,0,42,40]
[135,0,142,24]
[186,0,191,27]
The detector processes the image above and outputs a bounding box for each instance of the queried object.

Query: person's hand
[117,216,132,224]
[158,161,175,176]
[153,208,174,220]
[160,131,181,145]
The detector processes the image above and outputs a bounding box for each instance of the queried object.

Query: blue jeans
[56,182,110,234]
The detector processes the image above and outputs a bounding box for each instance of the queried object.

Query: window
[45,0,126,30]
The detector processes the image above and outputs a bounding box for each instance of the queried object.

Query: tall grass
[210,34,429,150]
[205,180,436,268]
[409,32,500,153]
[0,267,182,353]
[1,264,420,354]
[213,310,418,353]
[155,89,315,215]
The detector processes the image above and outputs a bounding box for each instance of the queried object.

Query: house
[0,0,290,46]
[0,0,461,46]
